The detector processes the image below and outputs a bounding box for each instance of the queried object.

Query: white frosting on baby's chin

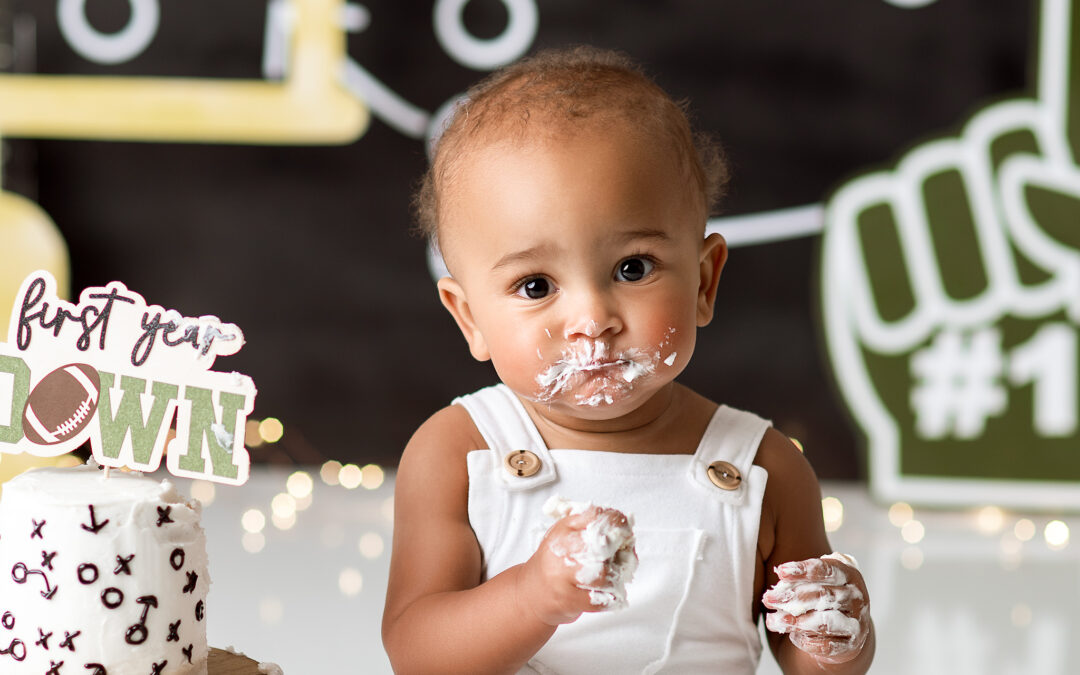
[0,464,210,674]
[543,496,638,609]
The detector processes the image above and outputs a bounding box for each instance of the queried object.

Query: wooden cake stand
[209,647,272,674]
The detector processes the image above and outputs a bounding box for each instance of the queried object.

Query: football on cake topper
[0,270,257,485]
[22,362,101,446]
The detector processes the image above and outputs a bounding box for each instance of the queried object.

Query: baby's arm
[755,429,875,674]
[381,405,607,674]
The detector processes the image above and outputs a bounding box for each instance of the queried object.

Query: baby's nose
[562,291,622,339]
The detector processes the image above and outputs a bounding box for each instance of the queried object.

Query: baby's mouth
[534,342,656,406]
[569,359,624,374]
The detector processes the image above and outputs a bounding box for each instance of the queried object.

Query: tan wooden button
[505,449,542,477]
[707,460,741,490]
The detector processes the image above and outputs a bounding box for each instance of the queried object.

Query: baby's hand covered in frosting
[518,496,637,626]
[543,496,638,609]
[762,553,871,665]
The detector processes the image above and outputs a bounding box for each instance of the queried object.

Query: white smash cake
[0,464,209,675]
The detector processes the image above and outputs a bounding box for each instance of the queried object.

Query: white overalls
[456,384,771,674]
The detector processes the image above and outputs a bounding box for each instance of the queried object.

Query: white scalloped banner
[0,270,255,485]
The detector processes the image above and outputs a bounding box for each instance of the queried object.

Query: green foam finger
[857,202,916,324]
[816,0,1080,508]
[921,168,989,301]
[1025,184,1080,252]
[1060,0,1080,159]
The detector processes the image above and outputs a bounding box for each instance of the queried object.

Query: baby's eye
[615,257,655,282]
[516,277,552,299]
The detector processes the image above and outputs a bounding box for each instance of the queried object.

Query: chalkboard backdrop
[1,1,1035,479]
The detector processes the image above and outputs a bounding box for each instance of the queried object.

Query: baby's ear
[696,232,728,326]
[437,277,491,361]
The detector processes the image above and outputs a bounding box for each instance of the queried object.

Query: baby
[382,46,873,674]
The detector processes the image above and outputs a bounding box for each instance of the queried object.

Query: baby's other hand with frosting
[518,497,637,626]
[762,553,870,665]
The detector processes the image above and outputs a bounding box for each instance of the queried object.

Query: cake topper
[0,270,255,485]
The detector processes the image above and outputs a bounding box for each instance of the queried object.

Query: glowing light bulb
[339,568,364,596]
[286,471,314,499]
[245,419,263,447]
[1045,520,1070,550]
[321,460,342,486]
[821,496,844,533]
[901,519,925,544]
[272,511,297,531]
[241,509,266,534]
[1014,518,1036,542]
[271,493,297,519]
[975,506,1005,535]
[259,417,284,444]
[888,502,914,527]
[360,464,384,490]
[339,464,363,489]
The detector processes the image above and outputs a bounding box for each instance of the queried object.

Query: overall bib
[457,384,771,674]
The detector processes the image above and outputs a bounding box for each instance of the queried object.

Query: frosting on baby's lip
[535,351,655,404]
[576,358,629,370]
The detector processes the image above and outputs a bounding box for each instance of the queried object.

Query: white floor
[188,468,1080,674]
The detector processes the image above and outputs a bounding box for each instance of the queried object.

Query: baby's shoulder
[753,427,821,495]
[396,404,488,511]
[753,427,832,568]
[401,403,488,469]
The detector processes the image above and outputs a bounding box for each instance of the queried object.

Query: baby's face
[438,124,723,420]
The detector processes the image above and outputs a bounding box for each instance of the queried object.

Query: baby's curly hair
[413,46,729,246]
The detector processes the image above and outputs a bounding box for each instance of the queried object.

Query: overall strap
[686,405,771,506]
[453,384,558,491]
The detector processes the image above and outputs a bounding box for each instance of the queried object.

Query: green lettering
[96,371,179,463]
[178,386,246,480]
[0,355,30,445]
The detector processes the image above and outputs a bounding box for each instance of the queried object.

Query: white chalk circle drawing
[57,0,161,65]
[434,0,538,71]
